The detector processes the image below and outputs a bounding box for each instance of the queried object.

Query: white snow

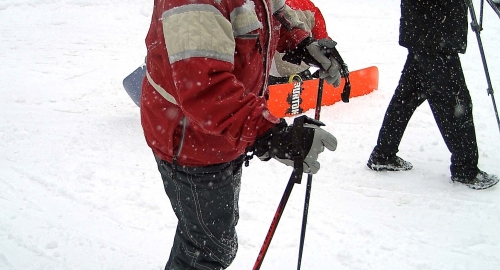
[1,0,499,269]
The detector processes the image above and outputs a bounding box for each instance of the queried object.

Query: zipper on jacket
[260,0,272,96]
[257,38,263,54]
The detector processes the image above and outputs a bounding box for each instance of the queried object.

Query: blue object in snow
[123,64,145,107]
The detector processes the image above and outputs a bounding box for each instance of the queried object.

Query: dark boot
[367,152,413,171]
[451,170,499,190]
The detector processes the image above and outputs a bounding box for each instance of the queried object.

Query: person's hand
[251,116,337,174]
[305,39,341,87]
[282,37,342,87]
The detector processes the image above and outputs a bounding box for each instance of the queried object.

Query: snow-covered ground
[1,0,499,269]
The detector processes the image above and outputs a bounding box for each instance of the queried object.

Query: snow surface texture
[1,0,499,269]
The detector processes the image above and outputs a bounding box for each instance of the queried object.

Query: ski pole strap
[330,47,351,103]
[290,115,306,184]
[340,69,351,103]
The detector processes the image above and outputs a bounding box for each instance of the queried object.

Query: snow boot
[451,170,499,190]
[367,154,413,171]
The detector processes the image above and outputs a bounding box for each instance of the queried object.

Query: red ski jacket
[141,0,310,166]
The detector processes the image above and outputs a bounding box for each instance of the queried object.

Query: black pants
[155,156,244,270]
[373,50,478,179]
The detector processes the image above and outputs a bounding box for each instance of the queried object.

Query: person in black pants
[367,0,499,190]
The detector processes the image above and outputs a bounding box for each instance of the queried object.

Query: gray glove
[272,123,337,174]
[252,116,337,174]
[305,39,342,87]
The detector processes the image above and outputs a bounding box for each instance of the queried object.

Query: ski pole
[466,0,500,134]
[297,78,324,270]
[480,0,484,26]
[486,0,500,19]
[252,174,298,270]
[253,125,304,270]
[253,113,307,270]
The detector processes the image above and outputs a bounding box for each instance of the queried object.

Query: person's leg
[368,51,425,170]
[419,52,479,180]
[156,156,243,270]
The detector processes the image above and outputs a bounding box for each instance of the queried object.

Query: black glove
[283,37,341,87]
[252,116,337,174]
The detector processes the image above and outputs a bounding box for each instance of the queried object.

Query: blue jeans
[155,155,243,270]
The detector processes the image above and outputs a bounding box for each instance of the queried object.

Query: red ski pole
[252,174,298,270]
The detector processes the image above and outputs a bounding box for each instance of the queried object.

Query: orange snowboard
[268,66,379,117]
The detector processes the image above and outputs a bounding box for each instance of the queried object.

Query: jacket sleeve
[309,4,329,39]
[274,4,312,53]
[160,2,277,145]
[285,0,329,40]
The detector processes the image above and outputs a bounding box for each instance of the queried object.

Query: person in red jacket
[269,0,330,84]
[141,0,341,269]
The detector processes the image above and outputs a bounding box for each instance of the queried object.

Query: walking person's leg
[423,53,498,189]
[421,53,479,180]
[368,51,425,171]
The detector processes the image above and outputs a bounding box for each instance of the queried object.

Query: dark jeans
[155,155,244,270]
[373,50,479,179]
